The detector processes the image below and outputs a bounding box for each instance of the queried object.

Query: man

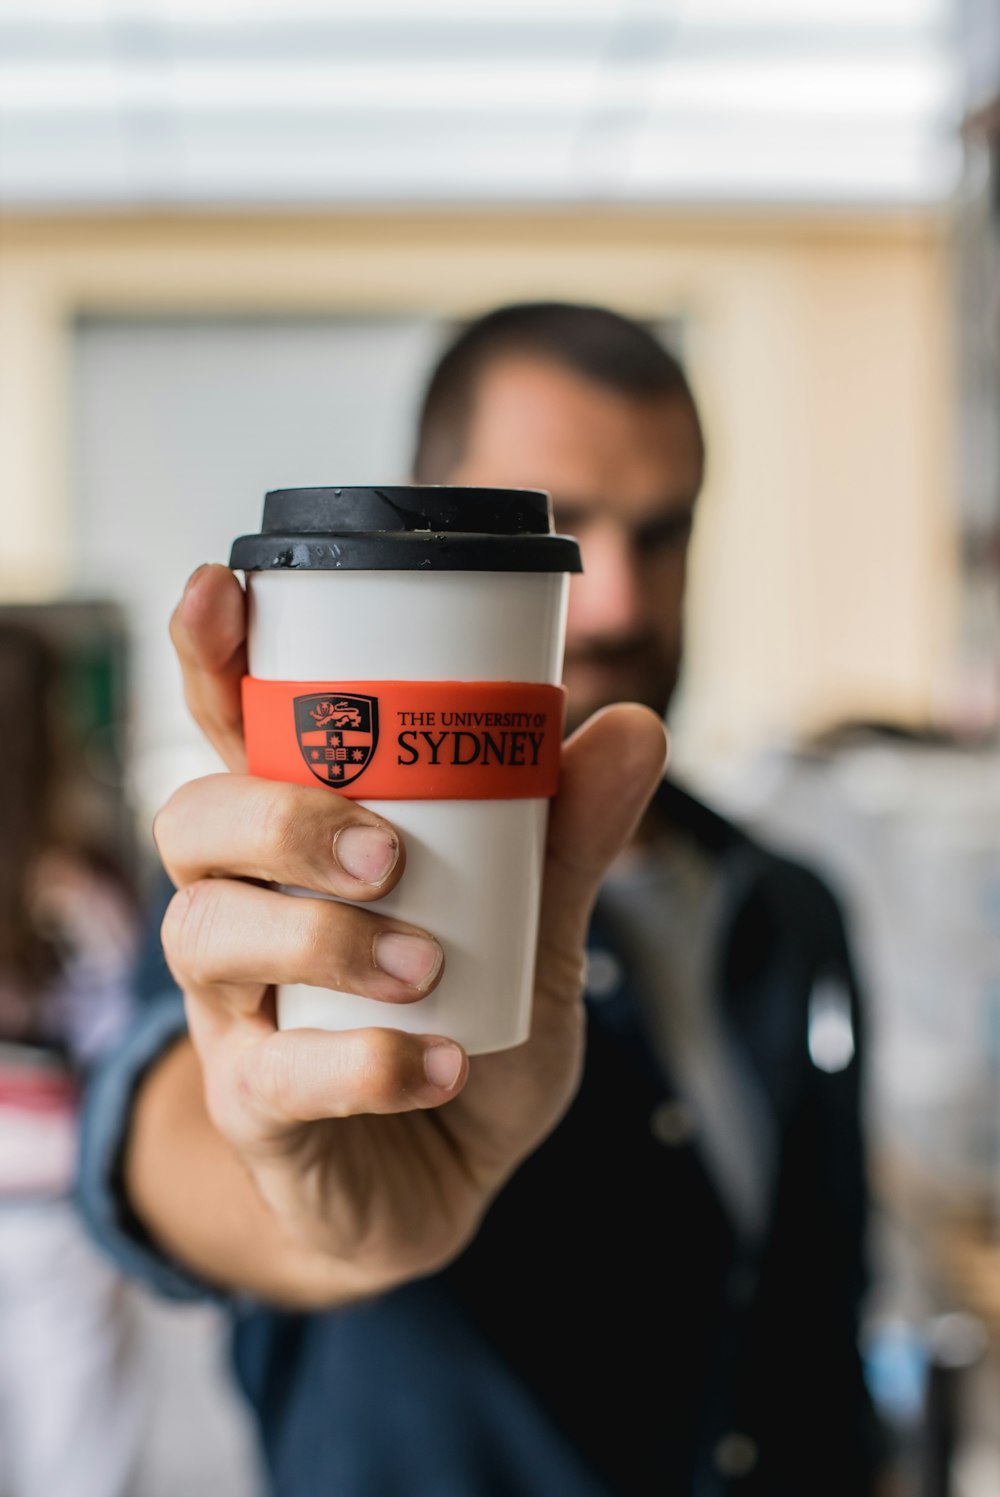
[80,304,877,1494]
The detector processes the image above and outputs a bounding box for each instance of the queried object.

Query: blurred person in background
[80,304,881,1495]
[0,623,140,1497]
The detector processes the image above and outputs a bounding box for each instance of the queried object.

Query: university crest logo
[293,693,379,789]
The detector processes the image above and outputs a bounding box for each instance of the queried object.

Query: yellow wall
[0,209,957,755]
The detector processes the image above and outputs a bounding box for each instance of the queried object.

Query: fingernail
[423,1044,462,1091]
[374,932,442,988]
[335,825,399,886]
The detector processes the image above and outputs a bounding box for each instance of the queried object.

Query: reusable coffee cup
[230,486,581,1055]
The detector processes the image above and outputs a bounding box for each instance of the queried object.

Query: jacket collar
[653,776,749,861]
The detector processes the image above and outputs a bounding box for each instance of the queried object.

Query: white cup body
[246,569,569,1054]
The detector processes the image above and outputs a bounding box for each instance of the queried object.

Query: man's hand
[142,563,667,1303]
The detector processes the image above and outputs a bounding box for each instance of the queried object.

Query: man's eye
[634,513,693,550]
[552,513,586,536]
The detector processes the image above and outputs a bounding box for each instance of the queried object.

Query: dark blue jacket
[79,780,877,1496]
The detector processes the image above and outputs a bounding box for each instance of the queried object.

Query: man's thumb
[539,704,669,960]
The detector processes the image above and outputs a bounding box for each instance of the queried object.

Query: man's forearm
[125,1037,375,1307]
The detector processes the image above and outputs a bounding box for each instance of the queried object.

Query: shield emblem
[294,693,379,789]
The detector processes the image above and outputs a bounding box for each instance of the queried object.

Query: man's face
[446,355,704,734]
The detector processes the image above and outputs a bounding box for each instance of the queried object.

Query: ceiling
[0,0,961,208]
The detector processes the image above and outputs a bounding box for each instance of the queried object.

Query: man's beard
[561,638,678,737]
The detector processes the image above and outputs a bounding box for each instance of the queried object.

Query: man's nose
[572,520,643,639]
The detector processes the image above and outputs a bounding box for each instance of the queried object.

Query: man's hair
[412,301,702,483]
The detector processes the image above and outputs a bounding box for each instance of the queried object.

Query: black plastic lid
[229,486,582,573]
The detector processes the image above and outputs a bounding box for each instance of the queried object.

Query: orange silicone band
[242,678,566,799]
